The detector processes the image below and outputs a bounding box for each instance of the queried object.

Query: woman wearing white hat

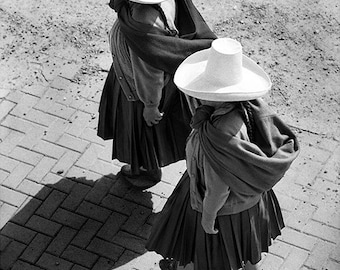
[97,0,216,189]
[146,38,300,269]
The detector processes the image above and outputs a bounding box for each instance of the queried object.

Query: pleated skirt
[97,64,192,174]
[146,172,285,270]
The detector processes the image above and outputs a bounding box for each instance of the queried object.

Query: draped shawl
[109,0,216,74]
[191,99,300,196]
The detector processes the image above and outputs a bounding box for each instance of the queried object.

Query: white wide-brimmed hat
[174,38,272,102]
[129,0,165,4]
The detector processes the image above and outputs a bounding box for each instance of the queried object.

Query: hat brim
[174,48,272,102]
[129,0,165,4]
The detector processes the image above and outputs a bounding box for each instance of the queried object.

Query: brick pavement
[0,65,340,270]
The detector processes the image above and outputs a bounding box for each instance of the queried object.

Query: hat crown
[205,38,243,87]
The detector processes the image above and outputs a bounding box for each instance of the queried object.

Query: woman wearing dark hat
[97,0,216,189]
[146,38,300,269]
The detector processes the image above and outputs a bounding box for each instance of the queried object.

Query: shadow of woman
[0,173,165,270]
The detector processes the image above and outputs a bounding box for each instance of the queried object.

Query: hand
[143,107,163,127]
[201,211,219,234]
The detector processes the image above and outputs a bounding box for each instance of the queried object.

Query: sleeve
[202,154,231,220]
[129,47,165,108]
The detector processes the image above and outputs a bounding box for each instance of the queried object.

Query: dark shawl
[191,99,300,196]
[109,0,216,74]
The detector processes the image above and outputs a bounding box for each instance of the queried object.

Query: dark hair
[239,101,255,142]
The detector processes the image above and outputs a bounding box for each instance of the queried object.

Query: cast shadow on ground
[0,173,164,270]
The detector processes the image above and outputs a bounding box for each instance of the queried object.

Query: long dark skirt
[146,172,285,270]
[97,64,192,174]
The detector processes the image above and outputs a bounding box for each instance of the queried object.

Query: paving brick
[35,97,75,120]
[0,235,11,251]
[66,167,101,184]
[47,226,78,256]
[280,246,309,270]
[0,240,26,270]
[311,177,340,204]
[1,114,34,134]
[57,63,82,80]
[76,201,111,222]
[79,100,98,115]
[258,253,283,270]
[23,108,58,127]
[0,154,19,172]
[0,124,11,140]
[40,174,75,193]
[20,233,52,263]
[122,205,152,236]
[51,208,87,229]
[101,194,135,216]
[85,176,115,204]
[35,189,67,218]
[0,203,17,228]
[330,243,340,262]
[21,83,47,97]
[17,125,46,150]
[322,259,340,270]
[75,143,103,169]
[33,140,66,159]
[147,181,175,198]
[97,212,127,241]
[124,189,155,210]
[0,169,9,185]
[320,146,340,183]
[36,252,73,270]
[27,156,57,183]
[304,240,337,270]
[285,201,317,230]
[87,237,124,261]
[71,219,102,248]
[88,159,117,176]
[0,130,25,156]
[1,222,36,244]
[281,228,317,251]
[11,197,42,225]
[57,134,89,153]
[0,186,28,207]
[303,220,340,243]
[71,265,90,270]
[91,257,115,270]
[50,76,71,90]
[109,177,132,198]
[2,162,33,189]
[11,93,40,117]
[0,99,16,121]
[26,215,62,237]
[96,140,114,161]
[79,127,107,146]
[67,111,92,137]
[112,231,146,254]
[17,179,50,200]
[11,260,45,270]
[9,146,43,166]
[61,183,91,211]
[61,245,99,268]
[299,143,333,162]
[43,118,69,143]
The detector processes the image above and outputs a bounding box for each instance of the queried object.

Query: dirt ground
[0,0,339,140]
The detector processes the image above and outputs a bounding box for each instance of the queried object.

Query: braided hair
[238,101,255,142]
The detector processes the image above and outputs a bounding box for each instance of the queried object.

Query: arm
[201,155,231,234]
[129,47,164,126]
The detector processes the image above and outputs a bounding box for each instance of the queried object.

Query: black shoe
[120,165,161,189]
[159,258,177,270]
